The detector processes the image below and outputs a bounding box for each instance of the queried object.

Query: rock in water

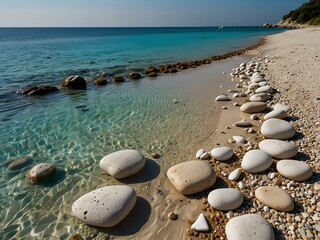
[261,119,296,139]
[93,78,107,85]
[255,186,294,212]
[167,160,216,195]
[241,150,272,173]
[4,156,33,170]
[99,150,146,179]
[215,95,231,101]
[276,160,313,181]
[72,185,137,227]
[226,214,275,240]
[128,72,142,80]
[62,76,86,89]
[210,147,233,161]
[191,213,209,231]
[26,163,56,183]
[208,188,243,211]
[240,102,267,113]
[259,139,297,159]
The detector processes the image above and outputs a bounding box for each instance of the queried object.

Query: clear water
[0,27,284,239]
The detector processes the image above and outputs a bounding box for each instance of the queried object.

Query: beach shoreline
[111,27,320,240]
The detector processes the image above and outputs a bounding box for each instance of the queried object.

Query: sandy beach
[104,27,320,240]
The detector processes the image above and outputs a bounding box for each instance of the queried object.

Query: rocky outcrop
[277,19,310,28]
[62,76,87,89]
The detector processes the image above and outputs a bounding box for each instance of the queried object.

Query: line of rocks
[166,56,318,239]
[19,40,265,96]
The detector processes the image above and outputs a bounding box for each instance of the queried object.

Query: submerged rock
[128,72,142,80]
[62,75,87,89]
[72,185,137,227]
[112,76,125,82]
[99,149,146,179]
[21,86,59,96]
[93,78,107,85]
[26,163,56,183]
[4,156,33,170]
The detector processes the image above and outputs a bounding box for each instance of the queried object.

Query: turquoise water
[0,27,284,239]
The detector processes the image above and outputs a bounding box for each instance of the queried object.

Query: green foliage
[282,0,320,25]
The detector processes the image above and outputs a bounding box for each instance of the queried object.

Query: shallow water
[0,27,285,239]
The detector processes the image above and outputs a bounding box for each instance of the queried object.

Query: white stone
[208,188,244,211]
[277,160,313,181]
[249,93,270,102]
[226,214,275,240]
[228,168,241,181]
[196,149,205,159]
[273,103,291,113]
[255,85,273,94]
[233,119,251,127]
[191,213,209,231]
[240,102,267,113]
[72,185,137,227]
[210,147,233,161]
[233,135,245,143]
[264,109,287,120]
[250,114,259,120]
[233,93,239,98]
[200,152,210,160]
[255,186,294,212]
[167,160,216,195]
[241,150,272,173]
[259,81,268,86]
[248,82,260,90]
[99,149,145,179]
[259,139,297,159]
[261,119,296,139]
[215,95,231,101]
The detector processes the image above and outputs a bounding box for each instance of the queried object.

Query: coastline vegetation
[282,0,320,25]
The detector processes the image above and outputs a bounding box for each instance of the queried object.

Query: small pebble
[168,212,178,220]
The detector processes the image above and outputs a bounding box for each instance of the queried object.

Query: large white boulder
[249,93,270,102]
[276,160,313,181]
[226,214,275,240]
[240,102,267,113]
[208,188,243,211]
[261,119,296,139]
[167,160,216,195]
[72,185,137,227]
[241,150,272,173]
[99,150,145,178]
[259,139,297,159]
[255,186,294,212]
[210,147,233,161]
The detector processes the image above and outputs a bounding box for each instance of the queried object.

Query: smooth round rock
[226,214,275,240]
[241,150,272,173]
[255,85,273,94]
[196,149,205,159]
[255,186,294,212]
[167,160,216,195]
[264,109,287,120]
[72,185,137,227]
[99,150,146,179]
[261,119,296,139]
[200,152,210,160]
[210,147,233,161]
[215,95,231,101]
[259,139,297,159]
[228,168,241,181]
[26,163,56,183]
[277,160,313,181]
[208,188,243,211]
[240,102,267,113]
[273,103,291,113]
[249,93,270,102]
[4,156,33,170]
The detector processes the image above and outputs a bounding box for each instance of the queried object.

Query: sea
[0,27,285,239]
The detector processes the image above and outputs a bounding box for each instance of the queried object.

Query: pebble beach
[1,27,320,240]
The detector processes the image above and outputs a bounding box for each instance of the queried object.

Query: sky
[0,0,308,27]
